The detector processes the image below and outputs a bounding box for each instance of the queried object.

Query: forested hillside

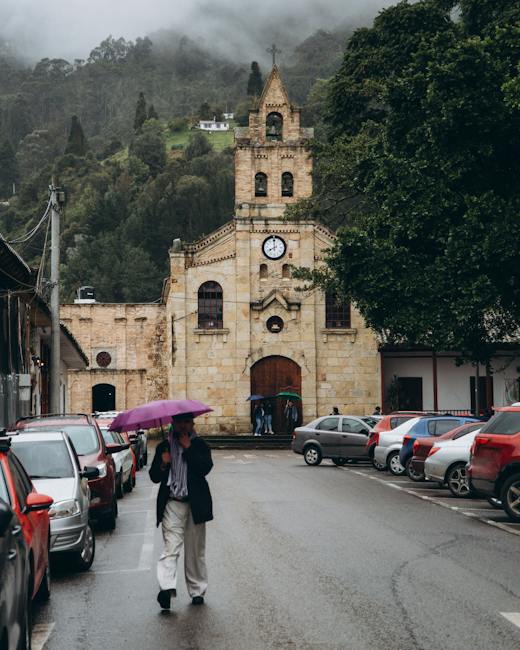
[0,29,345,301]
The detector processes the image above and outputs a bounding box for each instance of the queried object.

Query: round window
[266,316,284,333]
[96,351,112,368]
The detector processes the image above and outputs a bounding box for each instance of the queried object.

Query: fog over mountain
[1,0,394,63]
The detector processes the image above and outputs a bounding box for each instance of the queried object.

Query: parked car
[468,406,520,522]
[99,428,133,498]
[292,415,372,466]
[399,416,478,477]
[0,434,53,606]
[0,495,30,650]
[424,427,482,497]
[408,422,483,482]
[95,414,147,470]
[367,412,426,469]
[9,431,98,571]
[15,414,123,530]
[373,417,423,475]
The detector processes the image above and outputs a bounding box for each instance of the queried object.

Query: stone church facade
[62,67,381,433]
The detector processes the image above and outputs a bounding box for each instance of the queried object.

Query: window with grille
[198,282,223,329]
[325,292,351,328]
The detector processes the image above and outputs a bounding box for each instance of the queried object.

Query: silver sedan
[424,428,481,497]
[292,415,372,466]
[9,431,99,571]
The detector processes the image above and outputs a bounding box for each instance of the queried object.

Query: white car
[100,428,134,498]
[425,428,481,497]
[373,417,422,475]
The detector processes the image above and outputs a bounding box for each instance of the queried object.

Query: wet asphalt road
[32,449,520,650]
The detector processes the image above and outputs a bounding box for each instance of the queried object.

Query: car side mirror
[106,443,129,454]
[0,500,13,536]
[25,492,53,513]
[128,433,137,442]
[81,466,100,480]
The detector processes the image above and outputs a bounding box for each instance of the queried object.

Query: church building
[61,66,382,433]
[162,66,381,432]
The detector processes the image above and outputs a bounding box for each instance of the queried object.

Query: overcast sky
[1,0,395,62]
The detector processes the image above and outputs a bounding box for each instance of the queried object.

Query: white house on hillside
[198,119,230,132]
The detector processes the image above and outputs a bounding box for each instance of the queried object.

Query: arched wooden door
[250,356,302,434]
[92,383,116,413]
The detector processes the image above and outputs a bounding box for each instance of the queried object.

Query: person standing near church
[284,399,298,435]
[253,401,264,436]
[263,400,274,434]
[149,412,213,610]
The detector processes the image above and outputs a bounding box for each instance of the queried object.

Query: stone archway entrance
[92,383,116,412]
[250,356,302,434]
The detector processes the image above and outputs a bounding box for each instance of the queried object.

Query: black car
[0,496,30,650]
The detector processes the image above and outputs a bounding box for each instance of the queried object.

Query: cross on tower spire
[266,43,282,66]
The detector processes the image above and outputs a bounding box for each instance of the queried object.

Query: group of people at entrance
[252,399,299,436]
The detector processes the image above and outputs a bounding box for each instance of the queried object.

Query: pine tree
[134,92,147,132]
[198,101,212,120]
[147,104,158,121]
[247,61,263,97]
[0,137,18,197]
[64,115,88,156]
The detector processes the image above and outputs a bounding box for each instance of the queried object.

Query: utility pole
[49,180,65,414]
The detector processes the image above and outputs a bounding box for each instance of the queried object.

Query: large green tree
[64,115,88,156]
[247,61,264,96]
[295,0,520,365]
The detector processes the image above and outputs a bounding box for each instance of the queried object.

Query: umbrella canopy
[276,391,301,401]
[246,394,264,401]
[109,399,212,432]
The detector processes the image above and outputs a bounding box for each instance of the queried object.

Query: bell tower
[234,65,314,219]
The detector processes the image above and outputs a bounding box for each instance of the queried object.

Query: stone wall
[61,303,167,414]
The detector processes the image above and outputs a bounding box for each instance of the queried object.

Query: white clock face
[262,236,286,260]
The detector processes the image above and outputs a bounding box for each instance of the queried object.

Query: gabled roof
[258,65,291,109]
[250,289,300,312]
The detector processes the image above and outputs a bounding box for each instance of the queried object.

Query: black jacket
[149,437,213,526]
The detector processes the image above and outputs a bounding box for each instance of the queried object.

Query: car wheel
[371,454,386,471]
[35,549,51,602]
[406,458,425,482]
[501,474,520,523]
[303,445,322,466]
[123,473,133,493]
[487,496,502,509]
[387,451,406,476]
[116,471,124,499]
[332,458,348,466]
[74,523,95,571]
[104,496,117,530]
[446,463,472,498]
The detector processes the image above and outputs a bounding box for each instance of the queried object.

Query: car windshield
[10,440,74,479]
[100,428,118,445]
[479,411,520,436]
[21,425,100,455]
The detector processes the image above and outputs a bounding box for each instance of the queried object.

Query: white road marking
[137,505,157,572]
[501,613,520,630]
[223,455,236,459]
[244,454,256,458]
[348,468,520,538]
[32,622,55,650]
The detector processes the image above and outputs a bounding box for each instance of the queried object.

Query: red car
[367,412,426,469]
[468,406,520,522]
[408,422,483,481]
[0,435,53,603]
[15,414,122,529]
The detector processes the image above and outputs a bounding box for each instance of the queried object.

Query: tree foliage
[295,0,520,363]
[134,92,147,132]
[64,115,88,156]
[247,61,264,96]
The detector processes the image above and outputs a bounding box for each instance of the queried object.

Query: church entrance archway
[92,383,116,413]
[250,356,302,434]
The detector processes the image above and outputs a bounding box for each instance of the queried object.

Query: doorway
[92,383,116,412]
[397,377,423,411]
[250,356,302,434]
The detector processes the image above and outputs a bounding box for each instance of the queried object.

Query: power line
[7,198,51,245]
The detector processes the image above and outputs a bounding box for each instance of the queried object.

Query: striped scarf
[168,432,190,499]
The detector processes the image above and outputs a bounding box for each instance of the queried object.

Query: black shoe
[157,590,171,609]
[192,596,204,606]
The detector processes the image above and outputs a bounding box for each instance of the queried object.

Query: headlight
[49,499,80,519]
[95,463,107,478]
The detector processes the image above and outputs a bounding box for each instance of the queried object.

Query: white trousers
[157,499,207,598]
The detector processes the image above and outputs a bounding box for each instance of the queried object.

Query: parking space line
[501,613,520,630]
[32,622,55,650]
[137,506,157,572]
[348,468,520,538]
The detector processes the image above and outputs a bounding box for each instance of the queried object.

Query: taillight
[403,435,410,444]
[428,446,441,457]
[373,433,379,446]
[413,440,419,453]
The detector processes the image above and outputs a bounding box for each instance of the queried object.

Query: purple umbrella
[109,399,213,432]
